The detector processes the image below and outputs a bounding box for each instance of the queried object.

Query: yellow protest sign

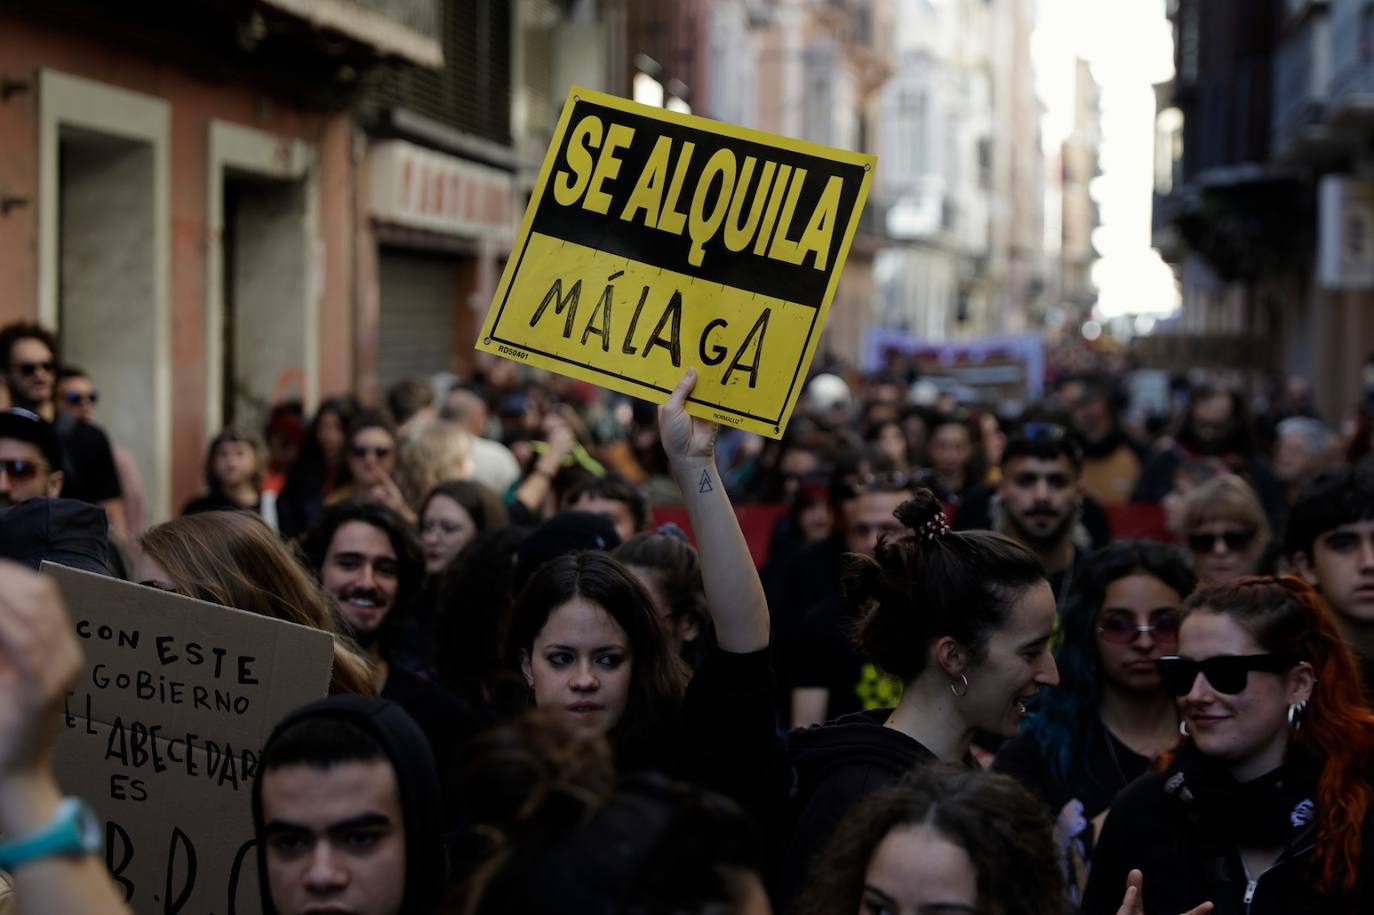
[476,86,875,438]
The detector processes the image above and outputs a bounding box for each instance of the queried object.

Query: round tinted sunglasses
[62,389,99,406]
[1156,653,1299,696]
[1187,528,1256,554]
[1096,614,1181,644]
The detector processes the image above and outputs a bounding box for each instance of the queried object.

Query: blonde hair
[139,512,376,696]
[396,419,473,508]
[1181,474,1269,542]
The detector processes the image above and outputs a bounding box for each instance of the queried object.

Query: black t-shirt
[765,535,847,716]
[995,723,1152,822]
[55,415,122,505]
[791,593,903,721]
[382,663,485,822]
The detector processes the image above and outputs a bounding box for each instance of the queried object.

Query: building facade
[1153,0,1374,415]
[1059,58,1102,323]
[352,0,518,404]
[0,0,438,519]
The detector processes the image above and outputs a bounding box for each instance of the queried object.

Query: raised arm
[0,562,132,915]
[658,369,769,653]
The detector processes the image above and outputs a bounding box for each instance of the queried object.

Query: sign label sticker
[477,87,874,437]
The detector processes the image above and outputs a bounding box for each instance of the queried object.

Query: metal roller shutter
[377,247,461,390]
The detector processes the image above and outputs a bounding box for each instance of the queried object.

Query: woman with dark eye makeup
[1083,576,1374,914]
[504,369,784,829]
[995,541,1196,898]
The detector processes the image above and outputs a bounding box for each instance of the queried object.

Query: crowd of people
[4,313,1374,914]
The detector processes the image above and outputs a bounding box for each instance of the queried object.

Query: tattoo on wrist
[698,470,713,494]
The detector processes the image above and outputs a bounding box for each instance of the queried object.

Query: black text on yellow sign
[477,86,874,437]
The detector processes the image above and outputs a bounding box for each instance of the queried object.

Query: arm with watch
[0,561,130,914]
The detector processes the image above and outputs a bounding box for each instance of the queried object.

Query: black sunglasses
[1097,614,1181,645]
[62,389,98,406]
[1157,653,1299,696]
[16,360,54,377]
[1187,529,1256,554]
[351,444,391,459]
[0,458,44,481]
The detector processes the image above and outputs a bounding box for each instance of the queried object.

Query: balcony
[1271,4,1336,159]
[1328,0,1374,126]
[257,0,442,67]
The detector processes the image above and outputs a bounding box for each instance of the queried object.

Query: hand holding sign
[0,561,83,784]
[0,561,134,915]
[659,368,718,473]
[477,87,874,439]
[660,371,768,654]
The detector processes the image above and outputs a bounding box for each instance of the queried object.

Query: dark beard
[10,390,43,413]
[337,589,389,651]
[1007,508,1075,549]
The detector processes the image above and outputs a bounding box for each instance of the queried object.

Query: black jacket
[252,695,447,915]
[777,709,941,911]
[1082,747,1374,915]
[764,534,848,713]
[994,725,1153,824]
[637,645,788,837]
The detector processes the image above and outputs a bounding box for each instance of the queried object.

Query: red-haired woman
[1082,576,1374,914]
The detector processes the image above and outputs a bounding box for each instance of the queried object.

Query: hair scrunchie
[920,514,951,542]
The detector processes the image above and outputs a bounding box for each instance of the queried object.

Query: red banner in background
[1105,503,1172,543]
[653,500,1173,568]
[651,504,790,568]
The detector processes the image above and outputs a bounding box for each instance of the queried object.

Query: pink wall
[0,14,354,514]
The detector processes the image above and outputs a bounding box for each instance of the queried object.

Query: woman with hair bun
[1083,576,1374,914]
[778,489,1059,909]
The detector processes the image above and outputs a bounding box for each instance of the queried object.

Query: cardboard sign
[45,563,335,915]
[476,86,875,438]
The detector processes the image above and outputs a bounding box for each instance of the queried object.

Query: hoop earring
[1179,719,1191,737]
[950,674,969,698]
[1288,700,1307,732]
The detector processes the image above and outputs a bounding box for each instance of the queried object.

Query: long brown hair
[506,551,688,765]
[139,511,375,696]
[1185,576,1374,896]
[797,766,1066,915]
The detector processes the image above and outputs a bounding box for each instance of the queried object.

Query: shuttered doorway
[376,247,465,391]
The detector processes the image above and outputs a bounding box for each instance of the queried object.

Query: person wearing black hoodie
[251,695,445,915]
[0,497,110,575]
[778,489,1059,911]
[504,370,785,833]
